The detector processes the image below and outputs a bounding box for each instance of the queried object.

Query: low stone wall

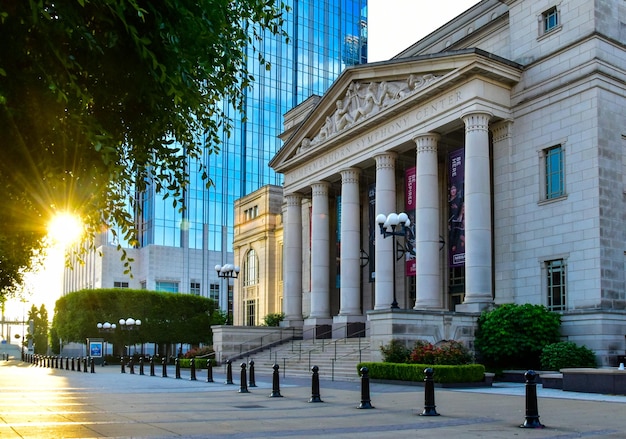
[560,368,626,395]
[211,325,302,363]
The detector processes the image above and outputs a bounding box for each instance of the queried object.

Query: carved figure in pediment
[352,82,383,123]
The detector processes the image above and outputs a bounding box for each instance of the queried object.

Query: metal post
[90,357,95,373]
[175,358,181,379]
[309,365,323,403]
[520,370,544,428]
[224,359,234,384]
[139,357,144,375]
[77,357,81,372]
[248,360,257,387]
[269,364,282,397]
[238,362,249,393]
[149,357,155,376]
[357,367,373,409]
[206,359,213,383]
[162,356,168,378]
[420,368,439,416]
[190,357,197,381]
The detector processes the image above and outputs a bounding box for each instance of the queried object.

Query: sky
[368,0,482,62]
[2,0,483,324]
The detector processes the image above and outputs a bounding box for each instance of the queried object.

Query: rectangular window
[190,282,201,295]
[209,283,220,302]
[547,259,566,311]
[113,281,129,289]
[246,299,256,326]
[543,7,559,33]
[155,281,179,293]
[545,145,564,199]
[140,281,147,290]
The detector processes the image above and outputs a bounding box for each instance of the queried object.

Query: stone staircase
[232,337,372,382]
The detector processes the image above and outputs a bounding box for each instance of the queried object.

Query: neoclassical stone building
[257,0,626,366]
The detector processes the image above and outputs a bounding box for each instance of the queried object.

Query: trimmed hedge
[178,358,212,369]
[357,362,486,383]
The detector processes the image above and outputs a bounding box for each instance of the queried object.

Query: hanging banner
[367,184,376,282]
[448,148,465,267]
[404,167,417,276]
[336,196,341,288]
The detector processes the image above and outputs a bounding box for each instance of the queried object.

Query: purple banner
[448,149,465,267]
[405,167,417,276]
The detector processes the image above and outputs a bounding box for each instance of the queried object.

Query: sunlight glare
[48,212,83,247]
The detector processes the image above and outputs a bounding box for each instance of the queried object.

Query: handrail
[225,327,300,362]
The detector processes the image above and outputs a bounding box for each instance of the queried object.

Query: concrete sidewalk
[1,343,625,438]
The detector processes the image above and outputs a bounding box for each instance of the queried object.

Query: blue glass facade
[137,0,367,299]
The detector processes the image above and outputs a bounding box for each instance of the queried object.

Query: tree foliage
[474,303,561,370]
[0,0,289,295]
[51,288,223,347]
[26,304,49,354]
[540,341,597,371]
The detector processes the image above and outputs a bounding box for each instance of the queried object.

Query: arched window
[243,249,258,287]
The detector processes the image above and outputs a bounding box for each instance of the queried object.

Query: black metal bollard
[150,357,155,376]
[269,363,282,397]
[139,357,144,375]
[420,368,440,416]
[76,357,81,372]
[120,356,125,374]
[248,360,256,387]
[206,359,214,383]
[357,367,374,409]
[90,358,95,373]
[71,357,75,371]
[190,358,197,381]
[162,357,168,378]
[520,370,544,428]
[309,365,323,403]
[129,357,135,375]
[65,357,69,370]
[55,356,59,368]
[225,360,234,384]
[175,358,181,379]
[239,363,249,393]
[83,357,88,373]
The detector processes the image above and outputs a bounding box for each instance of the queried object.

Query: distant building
[63,1,369,317]
[260,0,626,366]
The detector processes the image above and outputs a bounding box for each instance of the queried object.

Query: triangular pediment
[270,49,522,172]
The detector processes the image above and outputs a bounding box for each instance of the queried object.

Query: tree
[0,1,289,296]
[26,304,49,355]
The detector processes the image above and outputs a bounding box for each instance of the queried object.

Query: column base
[332,315,366,338]
[455,301,493,313]
[303,318,333,339]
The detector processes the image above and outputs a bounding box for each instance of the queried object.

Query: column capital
[413,133,440,154]
[374,152,397,171]
[461,111,492,131]
[490,119,513,144]
[340,167,361,184]
[311,181,330,197]
[284,193,302,207]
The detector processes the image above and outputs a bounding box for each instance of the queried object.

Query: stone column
[309,181,331,319]
[374,153,397,310]
[339,168,361,316]
[457,112,493,312]
[413,133,442,309]
[283,193,303,326]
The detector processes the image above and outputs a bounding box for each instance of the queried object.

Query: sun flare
[48,211,83,247]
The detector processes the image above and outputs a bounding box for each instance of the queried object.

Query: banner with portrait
[448,148,465,267]
[404,167,417,276]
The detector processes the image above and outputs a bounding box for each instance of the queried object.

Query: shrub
[262,313,285,327]
[474,303,561,370]
[358,362,486,383]
[408,340,473,365]
[380,340,411,363]
[540,342,597,371]
[184,346,215,359]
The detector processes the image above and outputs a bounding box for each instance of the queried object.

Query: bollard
[520,370,544,429]
[420,368,439,416]
[357,367,373,409]
[206,359,214,383]
[55,356,59,368]
[139,357,144,375]
[129,357,135,375]
[90,358,95,373]
[309,365,323,403]
[77,357,81,372]
[150,357,155,376]
[225,360,234,384]
[83,357,88,373]
[162,357,168,378]
[190,358,197,381]
[71,357,75,371]
[269,363,282,397]
[65,357,69,370]
[175,358,181,379]
[239,362,249,393]
[248,360,257,387]
[120,356,126,374]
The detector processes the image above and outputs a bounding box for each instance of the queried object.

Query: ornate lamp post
[215,264,240,325]
[96,321,116,364]
[376,212,411,309]
[118,317,141,357]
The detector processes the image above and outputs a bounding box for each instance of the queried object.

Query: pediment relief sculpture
[297,73,442,153]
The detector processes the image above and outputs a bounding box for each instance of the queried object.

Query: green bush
[474,303,561,370]
[357,362,486,383]
[409,340,473,365]
[262,313,285,327]
[540,341,597,371]
[178,358,212,369]
[380,340,411,363]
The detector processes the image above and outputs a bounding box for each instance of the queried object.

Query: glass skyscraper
[130,1,368,308]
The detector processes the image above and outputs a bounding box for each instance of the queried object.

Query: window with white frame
[209,283,220,302]
[113,281,129,289]
[243,249,258,286]
[190,282,201,295]
[246,299,256,326]
[540,144,565,201]
[546,259,566,311]
[155,281,179,293]
[541,6,559,35]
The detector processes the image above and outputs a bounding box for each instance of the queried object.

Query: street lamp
[376,212,412,309]
[215,264,240,325]
[96,321,116,365]
[118,317,141,357]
